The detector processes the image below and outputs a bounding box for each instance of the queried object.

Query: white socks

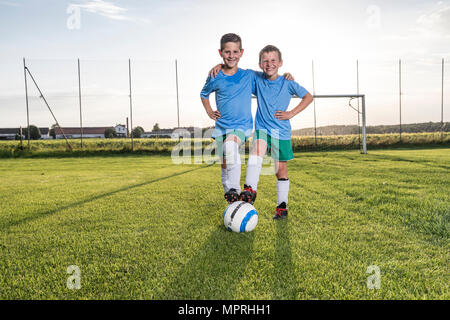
[223,140,241,193]
[222,146,289,206]
[245,154,264,191]
[277,179,289,206]
[221,167,228,193]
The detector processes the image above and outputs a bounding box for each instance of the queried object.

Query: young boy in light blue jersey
[200,33,255,203]
[242,45,314,219]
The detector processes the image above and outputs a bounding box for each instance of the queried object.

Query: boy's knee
[251,139,267,157]
[223,140,241,166]
[225,134,242,145]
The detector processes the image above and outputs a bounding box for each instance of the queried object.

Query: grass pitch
[0,148,448,299]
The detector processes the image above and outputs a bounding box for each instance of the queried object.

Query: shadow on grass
[368,153,450,170]
[271,219,297,299]
[1,164,213,231]
[155,225,255,299]
[293,143,450,154]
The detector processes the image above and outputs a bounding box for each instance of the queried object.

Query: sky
[0,0,449,131]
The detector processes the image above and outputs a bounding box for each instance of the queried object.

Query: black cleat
[240,184,257,204]
[273,202,288,220]
[224,188,240,204]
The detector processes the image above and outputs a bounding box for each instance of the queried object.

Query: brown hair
[220,33,242,50]
[259,45,282,63]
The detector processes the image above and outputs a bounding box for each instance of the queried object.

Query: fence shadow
[1,164,212,231]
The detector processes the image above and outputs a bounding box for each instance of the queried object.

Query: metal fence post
[399,59,402,141]
[362,95,367,154]
[175,59,180,128]
[78,58,83,149]
[311,60,317,145]
[23,58,30,150]
[128,58,134,151]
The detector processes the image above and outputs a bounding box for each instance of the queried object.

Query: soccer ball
[223,201,258,232]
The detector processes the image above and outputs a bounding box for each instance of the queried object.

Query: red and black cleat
[224,188,240,204]
[273,202,288,220]
[240,184,257,204]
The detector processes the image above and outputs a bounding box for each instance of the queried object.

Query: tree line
[291,122,449,136]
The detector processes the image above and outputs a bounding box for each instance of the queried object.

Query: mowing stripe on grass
[1,164,213,231]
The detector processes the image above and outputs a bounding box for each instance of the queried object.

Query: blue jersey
[200,68,255,138]
[254,72,309,140]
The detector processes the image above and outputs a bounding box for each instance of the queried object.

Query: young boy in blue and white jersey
[200,33,255,203]
[242,45,314,219]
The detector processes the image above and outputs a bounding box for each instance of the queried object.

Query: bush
[104,128,117,138]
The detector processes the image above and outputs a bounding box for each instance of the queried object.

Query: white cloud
[74,0,149,23]
[75,0,128,20]
[380,1,450,47]
[380,34,411,41]
[416,2,450,37]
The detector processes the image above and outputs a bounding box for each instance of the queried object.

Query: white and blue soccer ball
[223,201,258,232]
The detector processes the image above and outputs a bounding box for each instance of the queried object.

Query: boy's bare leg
[251,139,268,157]
[275,161,288,180]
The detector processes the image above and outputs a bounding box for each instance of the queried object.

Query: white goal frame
[252,94,367,154]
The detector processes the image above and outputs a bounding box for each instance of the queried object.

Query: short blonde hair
[259,45,282,63]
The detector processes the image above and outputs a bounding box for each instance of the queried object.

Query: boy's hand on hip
[208,109,221,120]
[208,64,223,78]
[274,110,293,120]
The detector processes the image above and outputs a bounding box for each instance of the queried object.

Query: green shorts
[253,130,293,161]
[214,130,246,158]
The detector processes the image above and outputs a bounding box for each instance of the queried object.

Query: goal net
[252,94,367,154]
[234,93,368,176]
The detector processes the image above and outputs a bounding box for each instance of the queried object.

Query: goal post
[313,94,367,154]
[252,94,367,154]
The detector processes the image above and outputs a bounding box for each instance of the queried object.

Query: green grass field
[0,148,448,299]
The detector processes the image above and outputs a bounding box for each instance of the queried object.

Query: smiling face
[259,51,283,80]
[219,42,243,72]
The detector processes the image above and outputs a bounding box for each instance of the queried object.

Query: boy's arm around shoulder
[209,64,223,78]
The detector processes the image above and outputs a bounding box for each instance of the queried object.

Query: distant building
[0,128,20,140]
[142,128,173,138]
[54,125,127,139]
[54,127,111,139]
[0,127,50,140]
[141,127,201,138]
[115,124,127,137]
[39,128,51,139]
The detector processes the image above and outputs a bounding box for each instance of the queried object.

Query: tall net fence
[0,57,448,152]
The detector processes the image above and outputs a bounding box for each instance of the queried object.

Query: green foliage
[21,125,41,140]
[132,126,144,138]
[152,123,160,131]
[104,128,117,139]
[292,121,449,136]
